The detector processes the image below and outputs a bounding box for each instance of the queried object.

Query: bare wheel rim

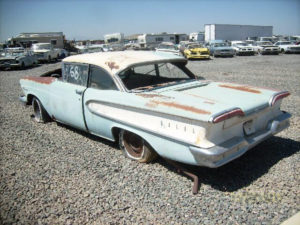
[33,99,41,121]
[123,131,143,158]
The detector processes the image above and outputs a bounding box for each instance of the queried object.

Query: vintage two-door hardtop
[19,51,291,167]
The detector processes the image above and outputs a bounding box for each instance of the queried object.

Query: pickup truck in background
[31,43,61,62]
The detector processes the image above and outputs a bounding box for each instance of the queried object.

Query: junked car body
[183,43,210,59]
[206,41,235,57]
[0,48,37,69]
[231,41,255,56]
[155,42,182,56]
[19,51,291,168]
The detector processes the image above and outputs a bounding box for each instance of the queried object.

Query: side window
[63,63,89,86]
[89,66,118,90]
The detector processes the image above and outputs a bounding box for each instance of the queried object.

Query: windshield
[214,43,228,47]
[158,45,177,50]
[279,42,292,45]
[188,44,202,49]
[118,62,201,91]
[234,42,247,46]
[258,42,272,46]
[4,50,24,57]
[32,44,51,50]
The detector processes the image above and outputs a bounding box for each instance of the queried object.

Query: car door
[83,65,120,139]
[50,62,89,130]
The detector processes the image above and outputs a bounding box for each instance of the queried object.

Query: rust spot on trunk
[219,84,261,94]
[148,100,211,115]
[105,61,119,70]
[136,93,172,99]
[203,101,215,105]
[22,76,56,84]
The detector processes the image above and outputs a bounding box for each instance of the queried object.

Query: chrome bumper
[189,112,291,168]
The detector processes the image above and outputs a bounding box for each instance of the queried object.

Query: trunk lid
[139,81,284,122]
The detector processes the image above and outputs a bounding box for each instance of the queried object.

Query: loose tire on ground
[32,97,50,123]
[119,130,157,163]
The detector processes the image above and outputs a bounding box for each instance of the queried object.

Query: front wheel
[119,130,157,163]
[32,97,50,123]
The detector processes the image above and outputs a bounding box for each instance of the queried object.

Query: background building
[204,24,273,42]
[189,32,205,42]
[137,33,188,49]
[10,32,65,48]
[104,33,124,44]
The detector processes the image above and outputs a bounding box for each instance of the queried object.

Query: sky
[0,0,299,42]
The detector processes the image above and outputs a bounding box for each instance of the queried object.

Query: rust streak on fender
[136,93,172,99]
[219,84,261,94]
[22,76,56,84]
[105,61,119,70]
[148,100,211,115]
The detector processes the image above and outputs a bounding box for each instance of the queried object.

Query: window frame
[88,65,120,91]
[62,62,90,87]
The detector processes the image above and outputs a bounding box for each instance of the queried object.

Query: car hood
[0,56,17,60]
[214,46,234,50]
[33,50,49,53]
[134,80,285,122]
[261,45,278,48]
[188,48,208,52]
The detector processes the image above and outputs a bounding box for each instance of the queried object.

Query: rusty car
[19,51,291,168]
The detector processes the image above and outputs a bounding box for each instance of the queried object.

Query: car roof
[63,51,186,74]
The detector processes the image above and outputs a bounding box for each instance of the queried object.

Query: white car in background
[155,42,182,56]
[274,41,300,53]
[253,41,280,55]
[231,41,255,56]
[31,43,61,62]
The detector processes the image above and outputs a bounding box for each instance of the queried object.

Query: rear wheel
[119,130,157,163]
[32,97,50,123]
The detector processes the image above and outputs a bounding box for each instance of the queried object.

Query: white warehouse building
[104,33,124,44]
[137,33,188,49]
[205,24,273,42]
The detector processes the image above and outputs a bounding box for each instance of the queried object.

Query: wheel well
[111,127,121,143]
[27,94,35,105]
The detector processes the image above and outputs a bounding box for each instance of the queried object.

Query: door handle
[75,89,83,95]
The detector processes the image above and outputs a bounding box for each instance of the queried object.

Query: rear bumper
[189,112,291,168]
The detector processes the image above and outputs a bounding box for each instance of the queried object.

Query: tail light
[209,108,245,123]
[269,91,290,106]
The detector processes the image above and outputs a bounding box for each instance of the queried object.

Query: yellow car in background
[183,43,210,59]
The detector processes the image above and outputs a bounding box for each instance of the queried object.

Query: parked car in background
[274,41,300,53]
[231,41,255,55]
[183,43,210,59]
[58,49,69,59]
[19,51,290,168]
[253,41,280,55]
[31,43,61,62]
[0,48,37,69]
[206,41,235,57]
[155,42,182,56]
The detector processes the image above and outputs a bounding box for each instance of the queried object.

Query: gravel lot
[1,54,299,225]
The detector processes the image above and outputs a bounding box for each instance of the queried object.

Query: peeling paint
[219,84,261,94]
[186,93,219,102]
[136,93,172,99]
[22,76,56,84]
[203,101,215,105]
[148,100,211,115]
[105,61,119,70]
